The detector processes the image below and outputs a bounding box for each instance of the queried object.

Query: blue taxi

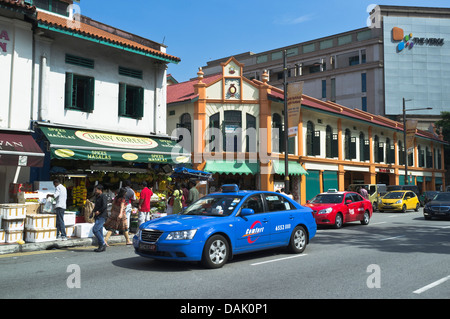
[133,185,316,268]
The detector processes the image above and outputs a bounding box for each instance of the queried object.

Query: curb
[0,234,130,255]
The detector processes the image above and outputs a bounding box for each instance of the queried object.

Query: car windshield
[310,194,343,204]
[181,195,243,217]
[384,192,404,199]
[433,193,450,201]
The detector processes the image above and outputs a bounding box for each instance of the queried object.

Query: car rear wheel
[201,235,229,269]
[334,213,343,229]
[414,203,419,212]
[360,210,370,225]
[288,226,307,254]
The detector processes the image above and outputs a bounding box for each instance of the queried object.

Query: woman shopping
[104,188,133,246]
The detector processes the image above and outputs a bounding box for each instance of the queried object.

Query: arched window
[326,125,333,158]
[223,110,241,152]
[418,145,424,167]
[386,138,394,164]
[374,135,379,163]
[359,132,365,161]
[177,113,192,143]
[398,140,405,165]
[246,113,256,153]
[306,121,314,156]
[272,113,283,153]
[344,129,351,159]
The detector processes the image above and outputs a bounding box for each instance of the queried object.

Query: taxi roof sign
[222,184,239,193]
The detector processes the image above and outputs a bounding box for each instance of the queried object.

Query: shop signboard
[39,126,190,164]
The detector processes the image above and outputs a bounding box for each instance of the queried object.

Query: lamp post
[402,97,432,185]
[283,50,289,191]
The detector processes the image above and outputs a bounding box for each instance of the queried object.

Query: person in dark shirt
[92,184,108,252]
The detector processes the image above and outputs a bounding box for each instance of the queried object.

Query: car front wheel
[334,213,343,229]
[361,211,370,225]
[201,235,229,269]
[288,226,307,254]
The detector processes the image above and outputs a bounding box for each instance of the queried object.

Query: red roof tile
[167,73,222,104]
[37,11,180,63]
[0,0,35,12]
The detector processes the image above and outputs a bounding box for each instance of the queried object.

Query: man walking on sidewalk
[47,179,67,240]
[92,184,108,252]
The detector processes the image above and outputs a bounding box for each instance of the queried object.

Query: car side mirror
[345,200,352,204]
[241,208,255,217]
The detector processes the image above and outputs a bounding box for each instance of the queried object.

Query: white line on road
[413,275,450,294]
[251,254,308,266]
[379,235,405,241]
[371,222,387,225]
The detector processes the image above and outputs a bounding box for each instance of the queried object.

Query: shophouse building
[167,58,447,204]
[0,0,181,203]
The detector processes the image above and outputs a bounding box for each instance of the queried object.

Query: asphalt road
[1,208,449,301]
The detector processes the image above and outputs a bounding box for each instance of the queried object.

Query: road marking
[251,254,308,266]
[413,275,450,294]
[379,235,405,241]
[371,222,387,225]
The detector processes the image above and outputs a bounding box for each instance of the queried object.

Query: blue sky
[79,0,450,83]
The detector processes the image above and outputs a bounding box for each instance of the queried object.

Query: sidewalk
[0,234,131,255]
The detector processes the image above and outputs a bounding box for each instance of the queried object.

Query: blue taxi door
[234,194,272,252]
[264,194,295,244]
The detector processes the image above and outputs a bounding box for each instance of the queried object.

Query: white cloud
[274,13,314,25]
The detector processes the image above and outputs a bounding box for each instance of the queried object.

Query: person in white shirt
[47,179,68,240]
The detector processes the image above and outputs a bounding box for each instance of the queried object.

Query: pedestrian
[172,188,183,214]
[188,181,199,205]
[138,181,153,228]
[166,190,174,215]
[181,183,189,208]
[123,180,136,231]
[104,188,132,246]
[91,184,108,252]
[47,179,67,240]
[359,186,369,199]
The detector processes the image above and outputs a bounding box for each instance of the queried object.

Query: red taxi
[305,189,372,229]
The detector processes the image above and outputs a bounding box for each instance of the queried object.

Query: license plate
[383,205,391,208]
[140,243,156,251]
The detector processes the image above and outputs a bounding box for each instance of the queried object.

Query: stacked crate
[24,213,57,243]
[0,204,26,243]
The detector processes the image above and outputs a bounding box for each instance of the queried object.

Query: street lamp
[402,97,432,185]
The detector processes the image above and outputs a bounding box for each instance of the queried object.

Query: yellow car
[379,190,420,213]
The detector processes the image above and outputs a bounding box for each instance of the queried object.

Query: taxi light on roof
[222,184,239,193]
[327,189,338,193]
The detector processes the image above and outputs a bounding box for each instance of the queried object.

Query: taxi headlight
[394,200,402,204]
[318,207,333,214]
[166,229,197,240]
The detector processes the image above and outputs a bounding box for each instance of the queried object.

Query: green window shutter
[313,130,321,156]
[118,83,126,116]
[364,139,370,161]
[65,73,74,108]
[85,77,95,113]
[331,134,338,158]
[350,137,357,159]
[135,87,144,118]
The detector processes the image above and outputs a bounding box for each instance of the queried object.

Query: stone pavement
[0,234,130,255]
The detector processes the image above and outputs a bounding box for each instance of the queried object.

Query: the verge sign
[392,26,445,52]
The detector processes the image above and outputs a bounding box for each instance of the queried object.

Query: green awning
[204,160,259,175]
[272,160,308,176]
[39,125,190,164]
